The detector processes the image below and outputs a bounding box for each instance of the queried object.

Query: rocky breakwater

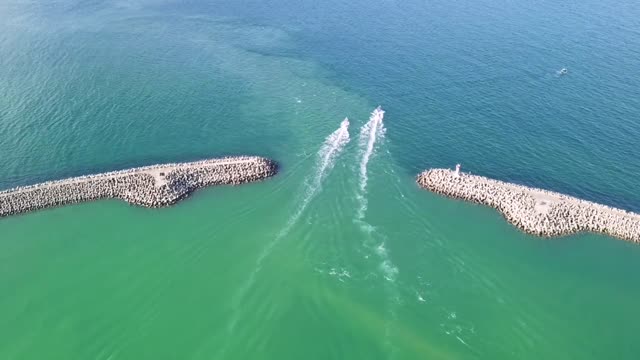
[0,156,277,218]
[417,168,640,243]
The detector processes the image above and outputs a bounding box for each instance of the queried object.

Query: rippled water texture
[1,0,639,359]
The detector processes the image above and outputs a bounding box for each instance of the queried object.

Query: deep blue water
[185,0,640,210]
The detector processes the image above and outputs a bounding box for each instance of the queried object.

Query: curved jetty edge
[416,168,640,243]
[0,156,277,218]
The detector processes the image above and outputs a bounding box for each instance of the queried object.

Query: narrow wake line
[355,107,396,281]
[222,118,351,347]
[357,106,385,220]
[253,117,351,269]
[355,106,399,358]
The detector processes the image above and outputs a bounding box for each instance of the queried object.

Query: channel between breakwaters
[417,168,640,243]
[0,156,277,218]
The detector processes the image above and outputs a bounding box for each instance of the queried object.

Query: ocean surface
[1,0,640,359]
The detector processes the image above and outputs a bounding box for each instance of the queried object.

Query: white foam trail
[376,242,399,282]
[224,118,351,340]
[354,107,398,357]
[357,106,385,219]
[272,117,350,243]
[355,107,394,277]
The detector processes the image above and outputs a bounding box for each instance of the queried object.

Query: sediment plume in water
[0,156,277,218]
[417,168,640,243]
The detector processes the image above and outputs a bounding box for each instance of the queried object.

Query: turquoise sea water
[1,0,640,359]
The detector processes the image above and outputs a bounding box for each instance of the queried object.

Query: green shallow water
[1,0,640,359]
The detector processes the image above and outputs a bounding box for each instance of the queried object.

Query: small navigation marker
[454,164,461,177]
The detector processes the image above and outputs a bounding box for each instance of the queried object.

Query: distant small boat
[558,68,568,75]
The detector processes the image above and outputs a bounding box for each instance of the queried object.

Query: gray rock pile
[0,156,277,218]
[417,168,640,243]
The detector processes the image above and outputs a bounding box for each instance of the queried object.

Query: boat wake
[355,107,397,281]
[276,117,351,243]
[357,106,386,220]
[224,117,351,341]
[353,106,399,356]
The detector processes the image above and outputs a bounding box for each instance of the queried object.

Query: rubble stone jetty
[0,156,277,218]
[417,168,640,243]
